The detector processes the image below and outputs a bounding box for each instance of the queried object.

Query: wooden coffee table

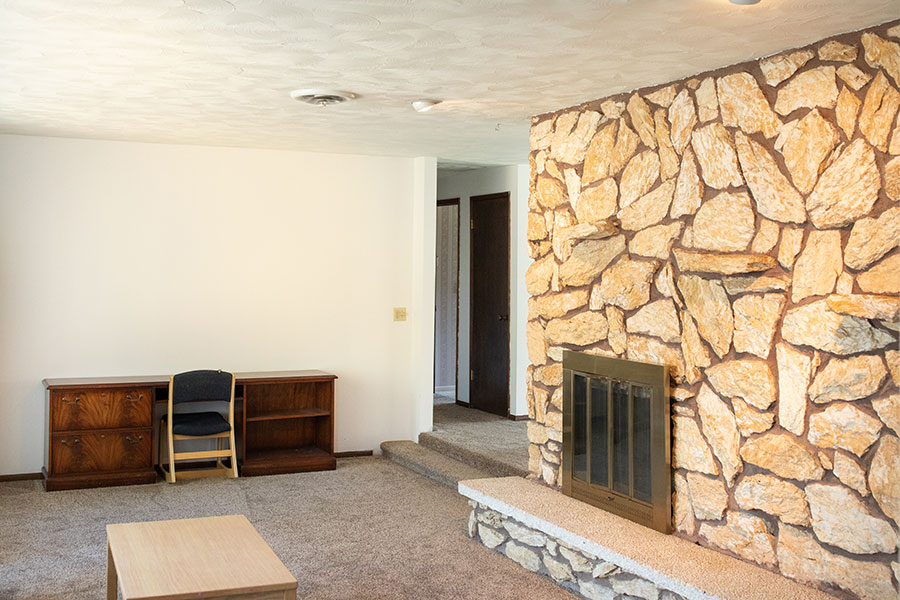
[106,514,297,600]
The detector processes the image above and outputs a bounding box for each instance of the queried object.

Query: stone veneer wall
[524,22,900,600]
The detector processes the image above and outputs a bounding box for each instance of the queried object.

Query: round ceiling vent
[290,88,358,107]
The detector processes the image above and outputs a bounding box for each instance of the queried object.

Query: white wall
[436,165,529,417]
[0,134,436,475]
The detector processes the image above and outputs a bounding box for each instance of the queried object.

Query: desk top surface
[44,369,336,389]
[107,514,297,599]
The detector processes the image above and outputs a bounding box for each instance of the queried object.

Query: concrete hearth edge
[458,476,837,600]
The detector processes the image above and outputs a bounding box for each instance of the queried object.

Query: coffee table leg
[107,541,117,600]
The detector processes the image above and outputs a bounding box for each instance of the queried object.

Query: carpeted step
[380,440,493,488]
[418,432,530,478]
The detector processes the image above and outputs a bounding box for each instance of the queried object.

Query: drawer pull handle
[125,435,143,443]
[61,439,81,446]
[61,396,81,405]
[124,394,144,402]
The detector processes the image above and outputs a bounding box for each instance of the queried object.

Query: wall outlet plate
[393,307,407,321]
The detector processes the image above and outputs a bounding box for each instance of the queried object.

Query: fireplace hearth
[562,351,671,533]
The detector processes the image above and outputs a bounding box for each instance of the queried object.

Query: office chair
[159,369,238,483]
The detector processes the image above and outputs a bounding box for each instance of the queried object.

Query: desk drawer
[51,388,152,431]
[50,429,151,475]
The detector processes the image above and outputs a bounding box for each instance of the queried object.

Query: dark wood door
[469,192,510,416]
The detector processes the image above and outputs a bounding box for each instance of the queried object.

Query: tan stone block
[536,175,567,209]
[777,523,897,600]
[628,222,683,260]
[646,84,676,107]
[818,451,833,470]
[551,210,577,262]
[808,402,883,457]
[778,108,839,197]
[776,343,814,436]
[564,168,581,212]
[887,350,900,387]
[550,387,563,411]
[526,253,555,296]
[680,310,711,386]
[832,451,869,497]
[673,471,697,535]
[806,482,897,554]
[654,109,679,181]
[807,138,879,229]
[836,64,872,91]
[722,273,790,295]
[782,300,895,355]
[600,100,626,119]
[859,71,900,151]
[619,150,660,209]
[692,190,756,252]
[530,117,554,152]
[694,77,718,124]
[553,110,601,165]
[685,472,728,521]
[818,40,858,62]
[733,293,785,359]
[544,158,564,181]
[527,320,548,366]
[606,306,626,355]
[731,398,774,437]
[734,473,810,526]
[835,85,862,140]
[869,435,899,524]
[535,363,563,387]
[673,416,717,475]
[826,294,900,322]
[527,420,549,445]
[792,230,843,303]
[717,72,782,139]
[543,552,574,582]
[885,155,900,201]
[691,123,744,189]
[531,290,590,320]
[672,388,694,402]
[750,219,780,254]
[740,432,823,481]
[626,334,684,382]
[777,227,804,271]
[595,258,658,310]
[527,211,547,241]
[558,234,625,288]
[678,274,733,359]
[668,88,698,154]
[861,32,900,87]
[545,311,608,347]
[889,112,900,154]
[655,263,682,306]
[543,409,562,434]
[670,147,704,219]
[528,443,542,474]
[626,298,680,343]
[576,179,618,223]
[627,93,657,149]
[673,248,776,276]
[760,49,815,86]
[699,511,777,568]
[775,66,839,116]
[845,206,900,270]
[696,384,743,486]
[706,358,776,411]
[582,121,617,185]
[835,271,854,295]
[873,394,900,436]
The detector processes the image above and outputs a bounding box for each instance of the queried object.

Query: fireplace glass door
[562,351,671,533]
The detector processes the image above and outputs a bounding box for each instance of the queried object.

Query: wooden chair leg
[166,423,176,483]
[158,421,164,479]
[216,437,224,469]
[228,429,239,479]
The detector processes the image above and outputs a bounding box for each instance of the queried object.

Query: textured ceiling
[0,0,896,167]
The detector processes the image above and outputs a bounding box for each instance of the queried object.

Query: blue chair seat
[163,412,231,436]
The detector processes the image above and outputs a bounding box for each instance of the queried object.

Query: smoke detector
[290,89,357,107]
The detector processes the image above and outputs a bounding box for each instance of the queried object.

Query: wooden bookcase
[42,370,336,490]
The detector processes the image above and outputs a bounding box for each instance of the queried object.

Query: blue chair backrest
[171,370,233,405]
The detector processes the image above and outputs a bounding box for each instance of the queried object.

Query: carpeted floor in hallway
[0,457,572,600]
[429,403,530,475]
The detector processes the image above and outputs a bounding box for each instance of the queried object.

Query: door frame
[468,191,510,416]
[435,198,460,402]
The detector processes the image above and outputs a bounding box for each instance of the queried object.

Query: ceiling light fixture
[290,89,357,107]
[729,0,760,4]
[412,100,441,113]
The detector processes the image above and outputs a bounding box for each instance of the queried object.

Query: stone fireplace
[522,20,899,600]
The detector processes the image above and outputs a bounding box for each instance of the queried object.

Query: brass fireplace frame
[561,351,671,533]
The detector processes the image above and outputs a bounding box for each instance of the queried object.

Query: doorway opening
[434,199,459,406]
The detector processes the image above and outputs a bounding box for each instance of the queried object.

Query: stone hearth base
[459,477,838,600]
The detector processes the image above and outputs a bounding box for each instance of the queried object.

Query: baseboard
[507,414,529,421]
[335,450,374,458]
[0,472,43,482]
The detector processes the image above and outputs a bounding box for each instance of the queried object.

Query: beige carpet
[0,457,574,600]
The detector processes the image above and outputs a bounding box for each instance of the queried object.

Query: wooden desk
[43,370,337,491]
[107,514,297,600]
